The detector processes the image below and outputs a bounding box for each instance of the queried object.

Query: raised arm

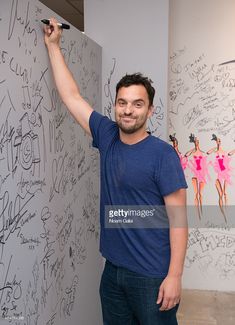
[43,18,93,135]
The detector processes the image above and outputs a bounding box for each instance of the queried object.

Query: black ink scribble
[0,102,15,167]
[60,275,79,318]
[46,313,57,325]
[41,278,52,310]
[56,207,74,252]
[104,58,116,119]
[186,228,235,279]
[0,190,35,244]
[9,56,31,84]
[8,0,37,46]
[22,85,31,110]
[0,50,8,84]
[183,105,202,128]
[23,1,37,46]
[8,0,18,40]
[0,173,10,194]
[0,254,23,320]
[49,152,68,202]
[215,252,235,280]
[31,79,44,112]
[1,11,102,324]
[40,68,57,113]
[169,91,199,115]
[24,260,40,324]
[0,255,13,305]
[7,90,16,112]
[5,112,41,174]
[148,97,164,135]
[49,120,65,154]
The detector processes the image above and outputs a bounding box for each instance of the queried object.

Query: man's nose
[124,103,133,115]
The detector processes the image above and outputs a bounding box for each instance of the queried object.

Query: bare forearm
[167,227,188,277]
[156,226,188,310]
[164,189,188,278]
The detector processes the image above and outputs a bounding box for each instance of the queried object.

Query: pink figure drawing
[169,134,188,170]
[185,133,209,219]
[207,134,232,221]
[189,155,210,184]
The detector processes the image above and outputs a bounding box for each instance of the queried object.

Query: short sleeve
[157,149,188,197]
[89,111,118,151]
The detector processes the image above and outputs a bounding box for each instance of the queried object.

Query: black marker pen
[41,19,70,30]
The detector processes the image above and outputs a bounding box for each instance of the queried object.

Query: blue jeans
[99,260,179,325]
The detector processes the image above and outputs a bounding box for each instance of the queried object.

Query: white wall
[169,0,235,291]
[0,1,103,323]
[84,0,169,139]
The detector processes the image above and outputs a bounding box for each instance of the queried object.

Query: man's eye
[119,101,126,107]
[135,102,143,108]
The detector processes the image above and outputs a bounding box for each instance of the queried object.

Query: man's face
[115,85,153,134]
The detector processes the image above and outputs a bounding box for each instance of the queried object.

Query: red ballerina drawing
[185,134,210,219]
[207,134,232,221]
[169,133,188,170]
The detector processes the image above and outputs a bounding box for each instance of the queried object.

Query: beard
[116,115,147,134]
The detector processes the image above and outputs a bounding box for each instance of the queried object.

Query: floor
[178,290,235,325]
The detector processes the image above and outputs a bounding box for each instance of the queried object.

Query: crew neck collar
[119,133,152,147]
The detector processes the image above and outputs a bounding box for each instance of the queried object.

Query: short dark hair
[115,73,155,106]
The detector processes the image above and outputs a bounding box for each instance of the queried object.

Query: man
[44,18,188,325]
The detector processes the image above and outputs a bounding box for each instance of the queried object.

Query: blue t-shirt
[89,111,187,277]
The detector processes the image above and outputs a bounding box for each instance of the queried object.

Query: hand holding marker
[41,19,70,30]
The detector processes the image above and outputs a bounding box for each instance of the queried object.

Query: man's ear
[148,105,154,118]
